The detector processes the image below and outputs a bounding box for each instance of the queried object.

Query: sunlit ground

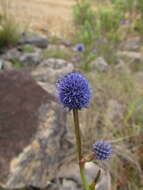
[7,0,76,36]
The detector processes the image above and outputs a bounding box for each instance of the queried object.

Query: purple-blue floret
[93,141,113,161]
[75,44,85,52]
[57,73,92,110]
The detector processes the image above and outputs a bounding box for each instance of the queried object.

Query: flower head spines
[57,73,92,110]
[93,141,113,161]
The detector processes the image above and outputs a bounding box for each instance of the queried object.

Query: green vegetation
[71,1,143,189]
[20,45,35,53]
[0,16,20,48]
[0,0,20,48]
[73,0,143,71]
[73,1,97,71]
[11,59,23,68]
[42,47,71,60]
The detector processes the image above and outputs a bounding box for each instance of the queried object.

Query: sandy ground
[1,0,76,36]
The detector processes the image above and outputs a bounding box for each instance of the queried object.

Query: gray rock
[118,51,143,63]
[3,61,13,71]
[115,59,130,73]
[61,179,79,190]
[20,36,48,49]
[0,59,4,69]
[32,58,74,85]
[47,178,82,190]
[96,172,111,190]
[120,37,141,51]
[91,57,109,72]
[135,72,143,80]
[2,48,21,61]
[19,52,42,66]
[56,162,111,190]
[105,99,124,126]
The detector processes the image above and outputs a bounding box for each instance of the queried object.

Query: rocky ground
[0,33,113,190]
[0,31,143,190]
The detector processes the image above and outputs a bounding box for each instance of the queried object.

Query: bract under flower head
[57,72,92,110]
[93,141,113,161]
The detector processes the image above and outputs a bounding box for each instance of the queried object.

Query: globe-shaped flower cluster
[57,72,92,110]
[93,141,113,161]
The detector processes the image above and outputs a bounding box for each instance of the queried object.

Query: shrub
[98,8,122,34]
[136,0,143,13]
[73,0,97,71]
[0,17,20,48]
[73,1,95,27]
[0,0,20,48]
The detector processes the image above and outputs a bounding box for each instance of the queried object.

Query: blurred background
[0,0,143,190]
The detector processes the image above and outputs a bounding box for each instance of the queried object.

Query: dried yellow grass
[0,0,76,36]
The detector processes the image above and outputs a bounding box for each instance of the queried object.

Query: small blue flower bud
[91,49,97,54]
[93,141,113,161]
[74,44,85,52]
[57,73,92,110]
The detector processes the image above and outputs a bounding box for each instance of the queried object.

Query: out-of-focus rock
[3,61,13,71]
[119,37,141,51]
[2,48,21,61]
[19,36,48,49]
[115,59,130,73]
[91,57,109,72]
[0,59,4,70]
[48,162,111,190]
[118,51,143,63]
[19,52,42,66]
[32,58,74,93]
[105,99,124,126]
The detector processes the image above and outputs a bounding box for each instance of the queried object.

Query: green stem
[73,109,90,190]
[80,165,90,190]
[73,109,82,160]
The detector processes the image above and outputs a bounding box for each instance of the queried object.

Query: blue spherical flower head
[75,44,85,52]
[57,73,92,110]
[93,141,113,161]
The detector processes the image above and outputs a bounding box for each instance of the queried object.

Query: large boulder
[19,36,48,49]
[0,69,73,189]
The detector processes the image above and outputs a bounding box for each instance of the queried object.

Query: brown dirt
[7,0,76,36]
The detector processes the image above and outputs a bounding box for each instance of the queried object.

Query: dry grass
[1,0,76,37]
[79,70,143,190]
[0,0,110,37]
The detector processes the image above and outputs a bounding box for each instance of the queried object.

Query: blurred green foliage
[11,59,23,68]
[0,0,20,48]
[0,17,20,48]
[73,0,143,71]
[72,1,143,189]
[42,47,71,60]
